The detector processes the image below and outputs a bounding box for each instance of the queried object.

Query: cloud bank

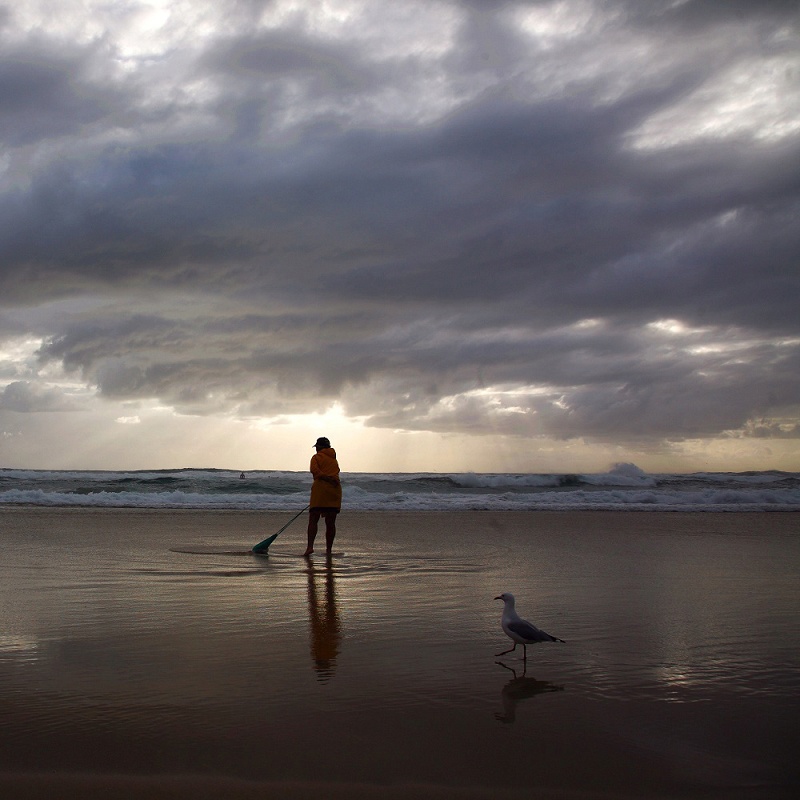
[1,0,799,469]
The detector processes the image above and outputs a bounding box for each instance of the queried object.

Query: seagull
[495,592,565,659]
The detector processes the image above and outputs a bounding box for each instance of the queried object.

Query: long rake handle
[273,505,310,536]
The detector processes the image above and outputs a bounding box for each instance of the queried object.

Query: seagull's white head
[494,592,515,604]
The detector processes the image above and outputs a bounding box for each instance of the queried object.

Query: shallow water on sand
[1,507,798,798]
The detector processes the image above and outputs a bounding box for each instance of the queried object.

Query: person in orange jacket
[305,437,342,556]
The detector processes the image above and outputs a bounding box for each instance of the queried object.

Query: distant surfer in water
[305,437,342,556]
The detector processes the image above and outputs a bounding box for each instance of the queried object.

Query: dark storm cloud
[621,0,800,29]
[1,0,799,445]
[0,381,77,412]
[0,38,121,146]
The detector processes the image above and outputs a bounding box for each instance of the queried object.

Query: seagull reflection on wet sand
[305,555,341,682]
[494,661,564,723]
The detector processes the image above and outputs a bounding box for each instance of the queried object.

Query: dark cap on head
[313,437,331,449]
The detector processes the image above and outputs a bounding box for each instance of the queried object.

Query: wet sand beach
[1,507,798,799]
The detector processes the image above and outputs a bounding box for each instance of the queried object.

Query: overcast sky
[1,0,798,473]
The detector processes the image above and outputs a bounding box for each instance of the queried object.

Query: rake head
[251,533,279,554]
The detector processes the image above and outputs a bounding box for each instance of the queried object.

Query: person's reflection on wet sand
[494,661,564,723]
[306,555,341,682]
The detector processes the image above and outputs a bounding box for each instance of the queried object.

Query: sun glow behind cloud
[631,51,800,150]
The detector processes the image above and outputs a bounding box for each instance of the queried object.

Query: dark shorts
[310,507,340,514]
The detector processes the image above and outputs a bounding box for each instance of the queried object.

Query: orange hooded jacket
[310,447,342,510]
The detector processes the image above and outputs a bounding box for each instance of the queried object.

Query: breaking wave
[1,465,798,511]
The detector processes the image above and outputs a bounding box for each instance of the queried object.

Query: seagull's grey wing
[507,620,552,642]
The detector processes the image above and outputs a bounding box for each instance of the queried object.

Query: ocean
[1,463,799,511]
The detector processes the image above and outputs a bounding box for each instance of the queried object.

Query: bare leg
[495,643,517,656]
[323,511,337,554]
[305,510,322,556]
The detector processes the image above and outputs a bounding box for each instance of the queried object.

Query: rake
[251,506,309,554]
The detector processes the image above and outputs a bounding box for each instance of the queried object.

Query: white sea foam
[1,466,798,511]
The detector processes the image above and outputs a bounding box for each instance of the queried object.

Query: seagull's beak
[494,595,502,600]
